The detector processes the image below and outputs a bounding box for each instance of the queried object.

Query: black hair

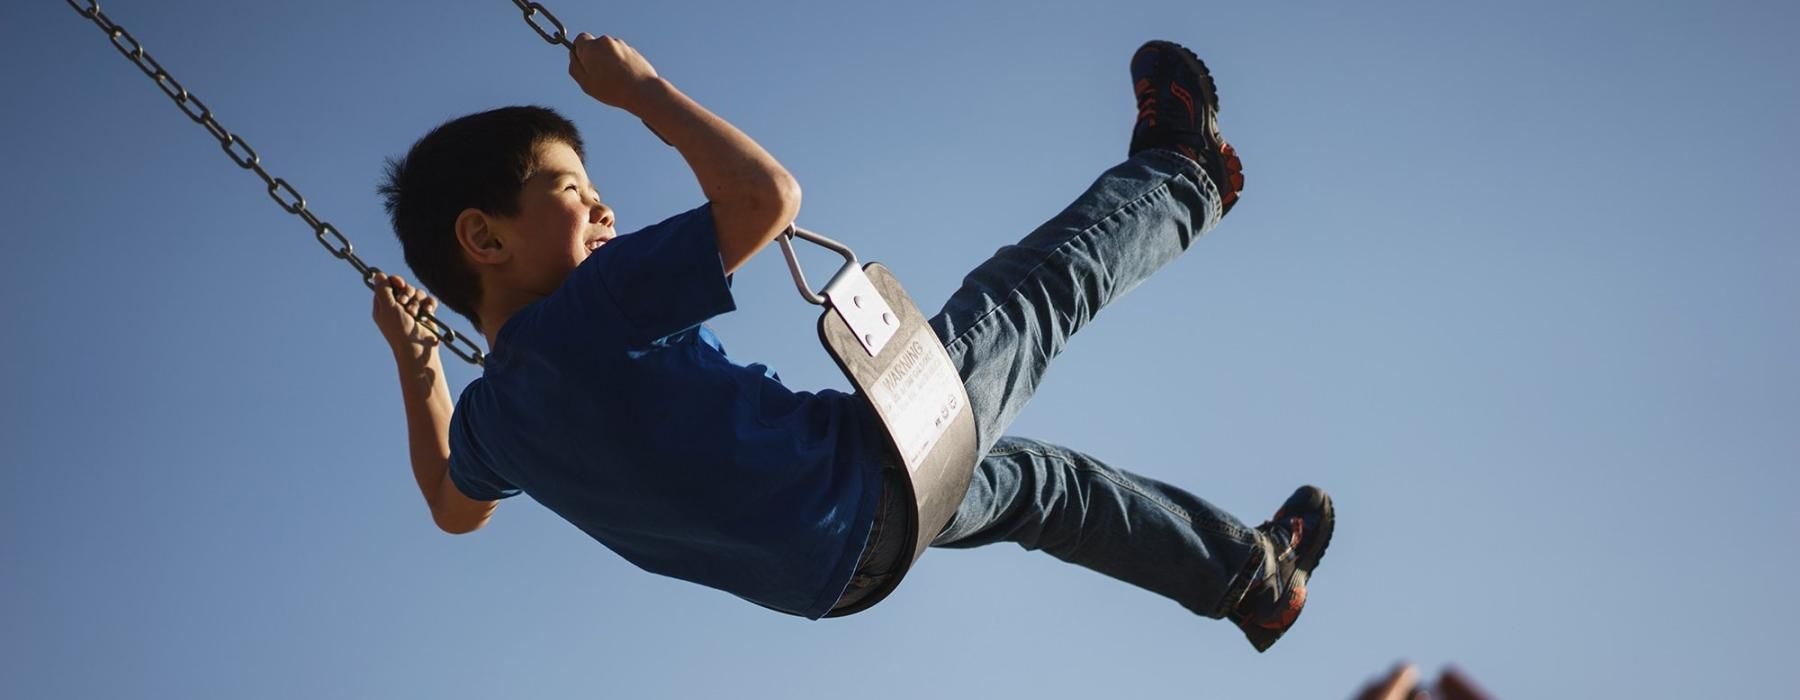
[377,105,585,327]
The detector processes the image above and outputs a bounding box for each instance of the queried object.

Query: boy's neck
[476,286,545,351]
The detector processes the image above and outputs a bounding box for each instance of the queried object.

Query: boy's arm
[568,34,801,275]
[372,274,497,535]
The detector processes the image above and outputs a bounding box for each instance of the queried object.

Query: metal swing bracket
[778,226,900,357]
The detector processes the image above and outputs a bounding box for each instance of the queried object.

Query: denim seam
[985,444,1252,544]
[988,441,1259,618]
[939,165,1200,360]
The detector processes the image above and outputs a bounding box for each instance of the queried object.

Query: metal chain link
[64,0,488,366]
[509,0,575,50]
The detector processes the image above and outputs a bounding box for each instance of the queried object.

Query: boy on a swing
[371,34,1332,651]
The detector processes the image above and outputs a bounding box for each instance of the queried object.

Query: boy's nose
[591,202,614,228]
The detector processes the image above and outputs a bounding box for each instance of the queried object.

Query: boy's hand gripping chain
[507,0,674,145]
[64,0,488,367]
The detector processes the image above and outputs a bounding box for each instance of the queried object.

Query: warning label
[867,327,964,471]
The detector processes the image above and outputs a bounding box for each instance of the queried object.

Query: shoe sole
[1290,485,1334,576]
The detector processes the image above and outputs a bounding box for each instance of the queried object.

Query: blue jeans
[922,150,1261,619]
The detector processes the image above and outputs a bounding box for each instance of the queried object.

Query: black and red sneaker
[1128,40,1245,215]
[1229,485,1334,652]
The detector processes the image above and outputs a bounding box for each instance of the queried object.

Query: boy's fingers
[370,274,436,325]
[569,33,593,62]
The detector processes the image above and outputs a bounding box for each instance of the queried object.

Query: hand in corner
[371,272,443,360]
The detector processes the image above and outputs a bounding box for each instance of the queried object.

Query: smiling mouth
[585,238,607,253]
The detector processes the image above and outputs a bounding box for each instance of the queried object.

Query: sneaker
[1128,40,1245,215]
[1229,485,1334,652]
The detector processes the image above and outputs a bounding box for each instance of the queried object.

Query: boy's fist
[371,273,441,356]
[568,33,661,111]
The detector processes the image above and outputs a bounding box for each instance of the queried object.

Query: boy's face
[486,139,616,296]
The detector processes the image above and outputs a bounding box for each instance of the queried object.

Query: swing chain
[64,0,488,367]
[504,2,676,147]
[509,0,574,50]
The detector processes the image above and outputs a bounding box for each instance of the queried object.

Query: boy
[371,34,1332,651]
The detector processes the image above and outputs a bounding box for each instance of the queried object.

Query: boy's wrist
[390,341,439,366]
[621,77,679,121]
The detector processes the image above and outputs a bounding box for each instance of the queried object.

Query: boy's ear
[455,208,509,266]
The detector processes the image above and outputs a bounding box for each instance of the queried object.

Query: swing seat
[780,230,980,617]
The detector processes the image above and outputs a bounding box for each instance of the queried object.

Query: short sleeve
[566,203,736,346]
[446,392,521,502]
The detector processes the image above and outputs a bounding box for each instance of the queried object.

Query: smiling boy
[372,33,1332,650]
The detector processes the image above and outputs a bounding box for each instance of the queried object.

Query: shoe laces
[1134,79,1158,128]
[1267,513,1306,563]
[1244,515,1305,596]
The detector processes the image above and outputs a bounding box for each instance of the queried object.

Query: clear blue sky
[4,1,1796,697]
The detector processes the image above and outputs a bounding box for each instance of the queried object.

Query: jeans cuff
[1211,531,1270,619]
[1131,148,1224,232]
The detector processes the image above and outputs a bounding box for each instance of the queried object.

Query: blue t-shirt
[446,205,886,619]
